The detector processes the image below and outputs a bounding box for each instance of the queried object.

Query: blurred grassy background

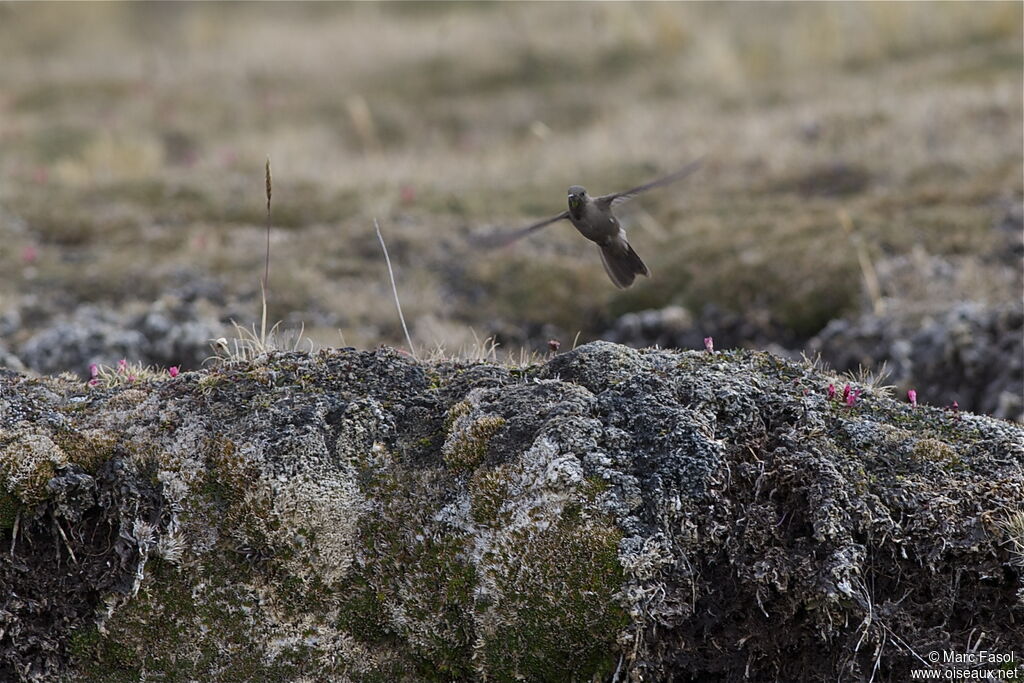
[0,2,1020,355]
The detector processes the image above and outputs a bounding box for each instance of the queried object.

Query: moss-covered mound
[0,342,1021,681]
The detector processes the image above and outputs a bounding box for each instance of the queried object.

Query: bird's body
[471,158,703,289]
[566,185,649,288]
[567,186,619,243]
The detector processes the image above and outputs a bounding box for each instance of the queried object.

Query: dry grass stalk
[206,158,314,365]
[374,218,416,359]
[844,361,895,396]
[838,208,884,316]
[264,156,272,298]
[1000,510,1024,568]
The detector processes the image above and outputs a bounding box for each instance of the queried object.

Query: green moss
[71,552,347,681]
[443,416,506,472]
[199,437,283,568]
[52,429,118,474]
[0,434,62,505]
[342,532,478,678]
[404,536,479,679]
[274,571,333,621]
[350,412,625,679]
[68,623,142,682]
[70,559,272,681]
[910,437,962,467]
[582,475,611,500]
[197,373,226,396]
[470,466,511,525]
[443,400,472,433]
[336,574,391,644]
[862,401,984,447]
[67,625,102,662]
[0,491,20,531]
[343,461,480,679]
[425,370,443,390]
[480,517,627,681]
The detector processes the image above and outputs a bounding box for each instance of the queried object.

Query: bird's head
[567,186,587,211]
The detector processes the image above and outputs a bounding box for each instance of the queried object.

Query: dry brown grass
[0,3,1020,353]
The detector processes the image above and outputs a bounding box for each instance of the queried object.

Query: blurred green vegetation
[0,2,1020,351]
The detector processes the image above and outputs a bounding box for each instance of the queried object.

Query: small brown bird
[471,158,703,288]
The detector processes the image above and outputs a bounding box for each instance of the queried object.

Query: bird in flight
[470,158,704,288]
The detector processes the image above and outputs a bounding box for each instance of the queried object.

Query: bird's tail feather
[598,238,650,289]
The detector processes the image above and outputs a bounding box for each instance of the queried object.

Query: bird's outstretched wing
[595,157,705,209]
[468,211,571,249]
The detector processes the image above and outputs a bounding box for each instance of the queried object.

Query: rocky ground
[2,292,1019,422]
[0,3,1021,421]
[604,300,1024,422]
[1,342,1022,681]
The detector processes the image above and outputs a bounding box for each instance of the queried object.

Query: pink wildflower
[118,359,127,373]
[842,384,851,403]
[168,366,180,378]
[703,337,714,353]
[88,378,99,387]
[827,383,836,399]
[547,339,561,353]
[907,389,917,407]
[846,388,861,407]
[128,374,136,382]
[90,363,99,378]
[400,184,417,204]
[21,245,38,264]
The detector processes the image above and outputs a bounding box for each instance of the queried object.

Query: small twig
[55,517,78,564]
[374,219,416,359]
[868,634,885,683]
[9,512,18,557]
